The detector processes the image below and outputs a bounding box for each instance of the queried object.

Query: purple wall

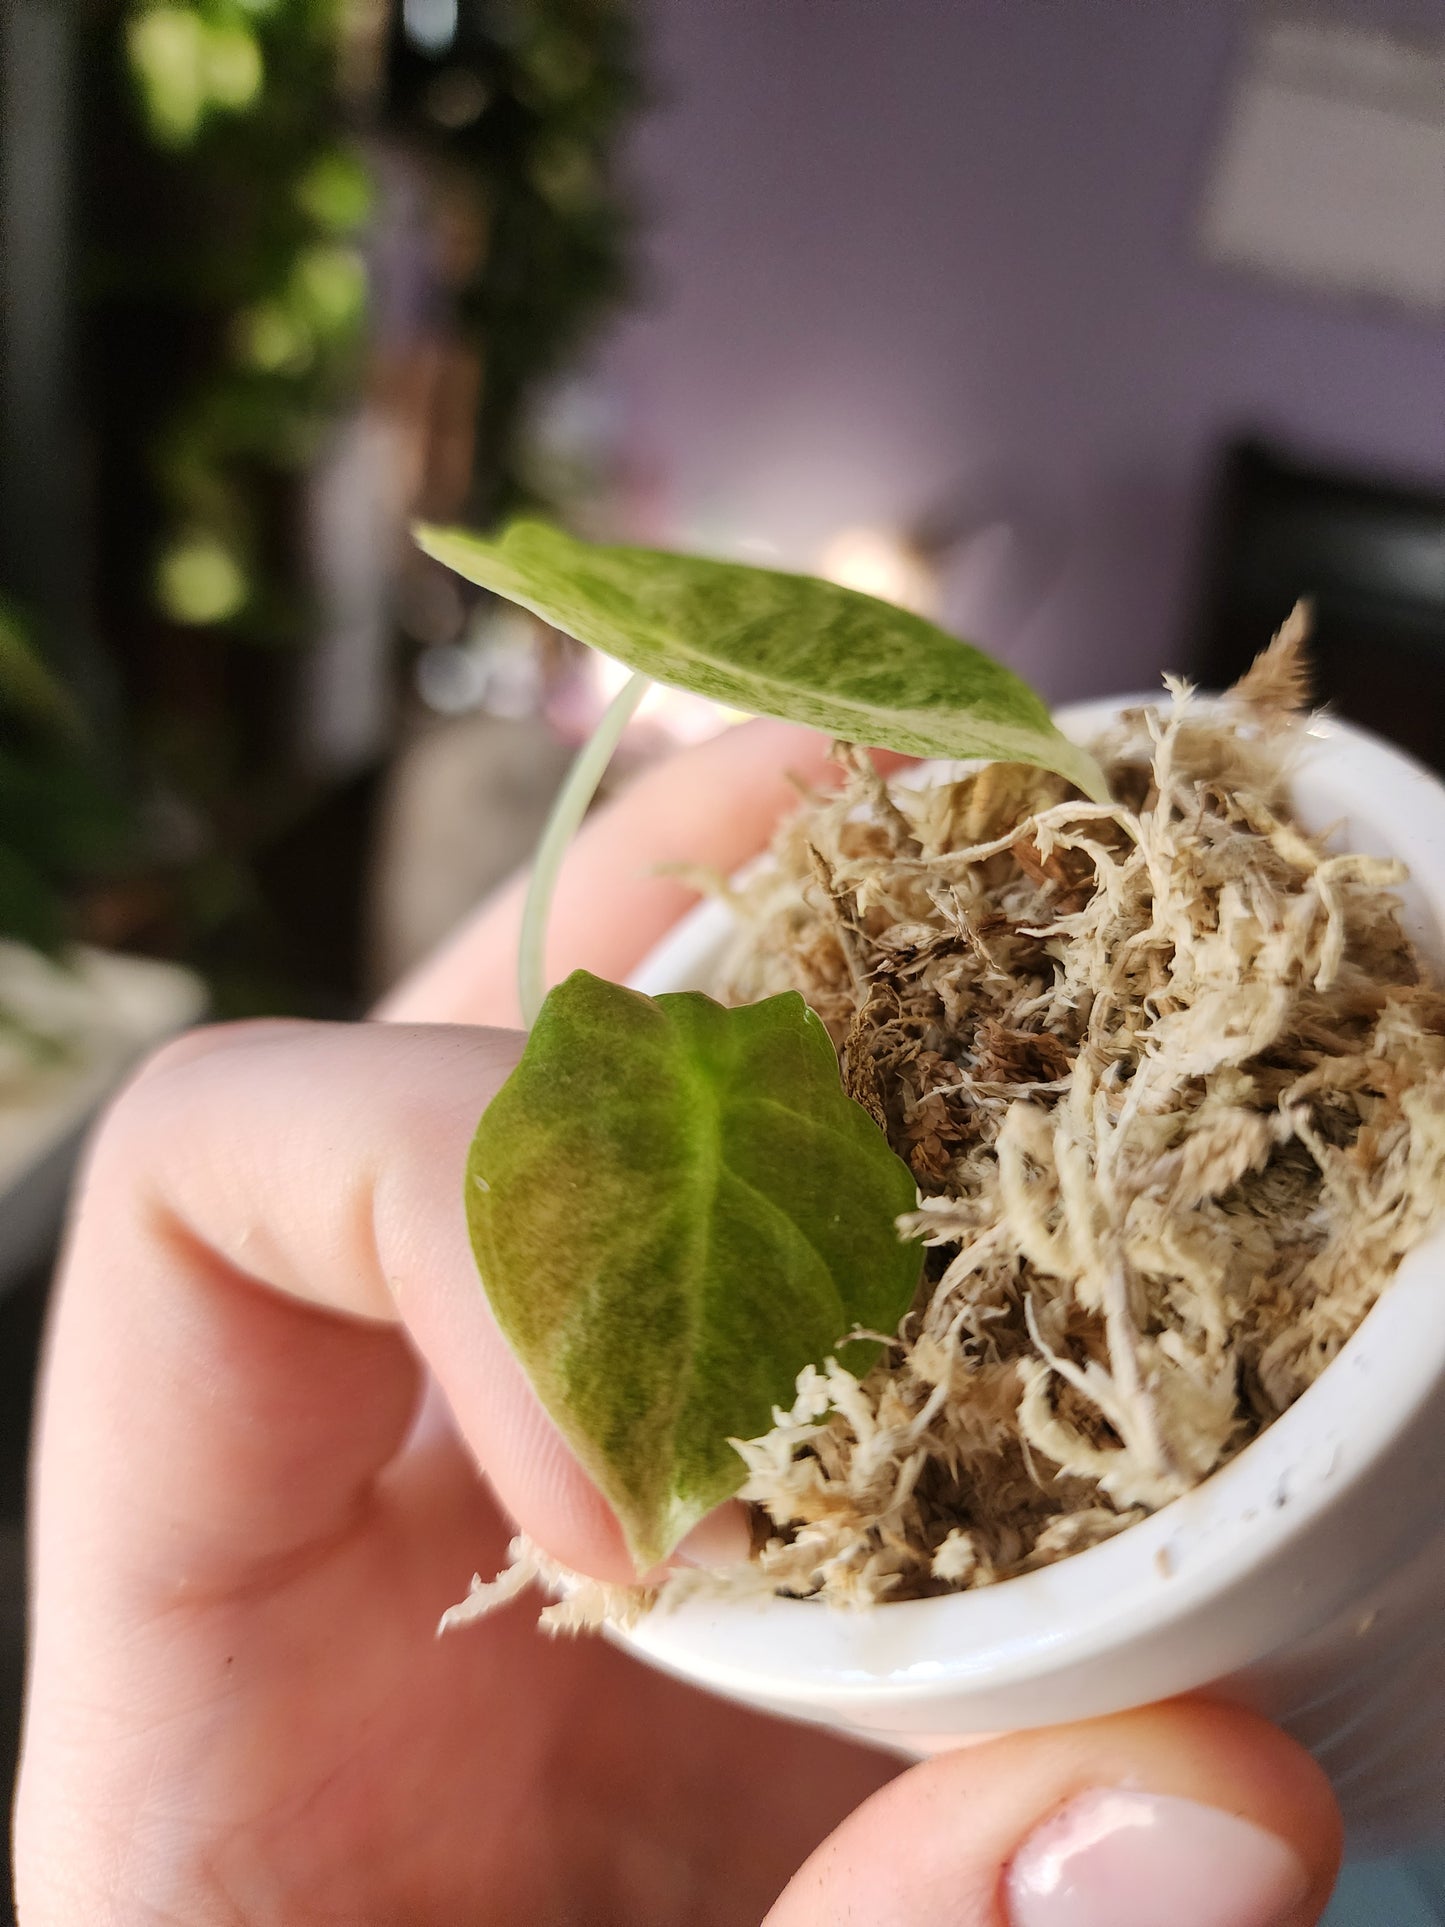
[600,0,1445,698]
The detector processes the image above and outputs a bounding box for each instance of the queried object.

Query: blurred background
[1,0,1443,1913]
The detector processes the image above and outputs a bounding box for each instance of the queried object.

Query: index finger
[378,719,898,1027]
[33,1021,640,1614]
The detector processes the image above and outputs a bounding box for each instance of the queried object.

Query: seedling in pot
[416,518,1106,1569]
[419,524,1445,1613]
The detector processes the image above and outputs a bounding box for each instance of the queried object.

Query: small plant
[424,526,1445,1620]
[419,518,1107,1566]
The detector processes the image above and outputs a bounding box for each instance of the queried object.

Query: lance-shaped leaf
[465,971,922,1570]
[416,518,1108,802]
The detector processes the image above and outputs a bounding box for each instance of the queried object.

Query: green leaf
[416,518,1108,802]
[465,970,923,1570]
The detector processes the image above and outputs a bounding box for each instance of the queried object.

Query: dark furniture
[1196,441,1445,775]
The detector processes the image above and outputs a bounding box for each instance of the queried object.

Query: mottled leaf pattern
[465,972,922,1568]
[416,519,1107,800]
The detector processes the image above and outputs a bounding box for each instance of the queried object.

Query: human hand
[15,721,1342,1924]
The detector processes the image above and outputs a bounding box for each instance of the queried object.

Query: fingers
[763,1700,1341,1927]
[37,725,910,1632]
[378,718,904,1027]
[34,1021,640,1626]
[371,721,877,1564]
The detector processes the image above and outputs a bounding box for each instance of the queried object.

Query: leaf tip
[1057,738,1112,807]
[411,520,468,573]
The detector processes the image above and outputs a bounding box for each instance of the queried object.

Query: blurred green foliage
[46,0,643,1011]
[100,0,372,648]
[0,602,125,954]
[411,0,645,525]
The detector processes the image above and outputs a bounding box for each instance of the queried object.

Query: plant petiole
[518,667,651,1027]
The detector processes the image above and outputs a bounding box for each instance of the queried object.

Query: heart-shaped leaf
[465,970,922,1570]
[416,518,1108,802]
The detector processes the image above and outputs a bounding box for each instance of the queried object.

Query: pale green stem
[519,669,651,1027]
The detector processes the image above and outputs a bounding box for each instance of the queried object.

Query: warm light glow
[589,652,746,746]
[817,526,936,615]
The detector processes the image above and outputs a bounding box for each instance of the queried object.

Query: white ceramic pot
[617,700,1445,1852]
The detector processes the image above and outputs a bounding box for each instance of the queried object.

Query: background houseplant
[33,0,644,1017]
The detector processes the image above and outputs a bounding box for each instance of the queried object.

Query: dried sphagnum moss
[453,618,1445,1633]
[708,621,1445,1609]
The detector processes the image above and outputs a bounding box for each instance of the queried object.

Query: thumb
[764,1700,1341,1927]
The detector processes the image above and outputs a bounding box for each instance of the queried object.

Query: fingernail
[1006,1789,1310,1927]
[673,1502,753,1569]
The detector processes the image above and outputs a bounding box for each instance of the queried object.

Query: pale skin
[15,721,1343,1923]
